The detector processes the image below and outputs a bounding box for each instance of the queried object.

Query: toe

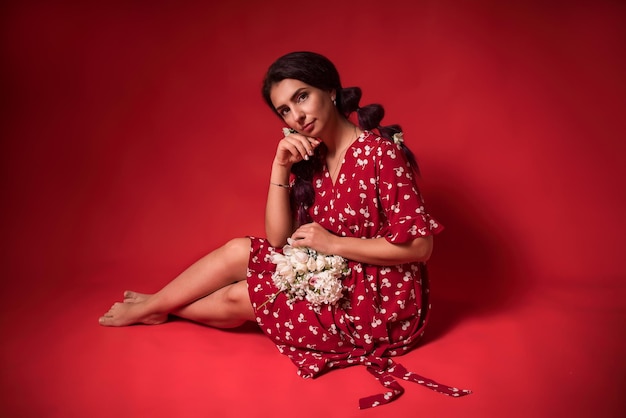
[124,290,138,302]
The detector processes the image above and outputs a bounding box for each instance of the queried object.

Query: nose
[291,107,305,126]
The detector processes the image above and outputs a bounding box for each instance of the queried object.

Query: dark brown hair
[262,51,418,226]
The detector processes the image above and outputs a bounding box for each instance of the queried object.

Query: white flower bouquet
[265,239,350,307]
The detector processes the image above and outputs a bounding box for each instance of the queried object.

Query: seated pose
[99,51,470,408]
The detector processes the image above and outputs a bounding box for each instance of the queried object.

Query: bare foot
[99,300,168,327]
[123,290,151,303]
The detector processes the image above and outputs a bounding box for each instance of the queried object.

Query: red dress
[246,131,470,408]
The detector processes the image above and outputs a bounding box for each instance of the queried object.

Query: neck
[323,119,360,155]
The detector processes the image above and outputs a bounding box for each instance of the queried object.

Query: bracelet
[270,181,290,189]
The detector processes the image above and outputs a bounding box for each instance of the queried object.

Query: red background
[1,1,625,417]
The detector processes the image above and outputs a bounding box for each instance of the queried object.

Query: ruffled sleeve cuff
[382,213,444,244]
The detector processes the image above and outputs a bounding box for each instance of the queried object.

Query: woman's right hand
[273,130,321,167]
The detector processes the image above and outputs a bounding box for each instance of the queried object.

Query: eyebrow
[275,87,307,112]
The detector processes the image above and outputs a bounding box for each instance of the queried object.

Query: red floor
[2,1,625,417]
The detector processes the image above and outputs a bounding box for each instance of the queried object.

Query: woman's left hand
[290,222,337,254]
[292,222,433,265]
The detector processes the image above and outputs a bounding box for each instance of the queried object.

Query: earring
[332,98,336,106]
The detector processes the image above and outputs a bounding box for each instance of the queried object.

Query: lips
[302,121,315,133]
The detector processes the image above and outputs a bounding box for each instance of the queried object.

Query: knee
[223,281,247,305]
[223,237,251,261]
[219,238,251,278]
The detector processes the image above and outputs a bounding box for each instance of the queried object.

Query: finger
[291,239,305,248]
[285,132,320,158]
[304,136,322,156]
[290,229,308,243]
[291,229,304,239]
[291,136,316,159]
[307,136,322,147]
[284,137,312,161]
[277,140,306,164]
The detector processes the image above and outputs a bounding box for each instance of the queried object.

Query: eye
[297,92,308,103]
[278,107,290,117]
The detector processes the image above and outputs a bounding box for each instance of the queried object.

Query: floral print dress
[246,131,470,408]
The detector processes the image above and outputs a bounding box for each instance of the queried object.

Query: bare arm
[265,132,320,247]
[265,161,293,247]
[290,222,434,265]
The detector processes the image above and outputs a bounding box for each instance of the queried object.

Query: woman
[99,51,470,408]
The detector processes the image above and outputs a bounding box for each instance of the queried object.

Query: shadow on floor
[419,180,529,344]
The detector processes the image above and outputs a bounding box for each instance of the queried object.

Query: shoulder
[358,130,402,149]
[354,130,393,153]
[356,130,384,147]
[355,130,404,161]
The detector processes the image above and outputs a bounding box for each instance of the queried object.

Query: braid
[262,52,421,228]
[337,86,361,116]
[340,88,421,177]
[289,146,324,226]
[289,86,421,227]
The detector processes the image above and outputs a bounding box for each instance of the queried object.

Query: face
[270,78,337,138]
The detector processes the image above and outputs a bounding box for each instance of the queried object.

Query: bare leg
[99,237,252,327]
[172,280,255,328]
[115,281,255,328]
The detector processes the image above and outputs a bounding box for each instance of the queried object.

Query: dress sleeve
[375,141,444,244]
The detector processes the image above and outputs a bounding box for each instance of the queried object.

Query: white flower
[293,251,309,264]
[314,256,326,271]
[282,127,296,136]
[265,241,350,307]
[392,132,404,145]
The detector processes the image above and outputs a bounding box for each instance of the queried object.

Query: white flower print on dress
[244,132,467,410]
